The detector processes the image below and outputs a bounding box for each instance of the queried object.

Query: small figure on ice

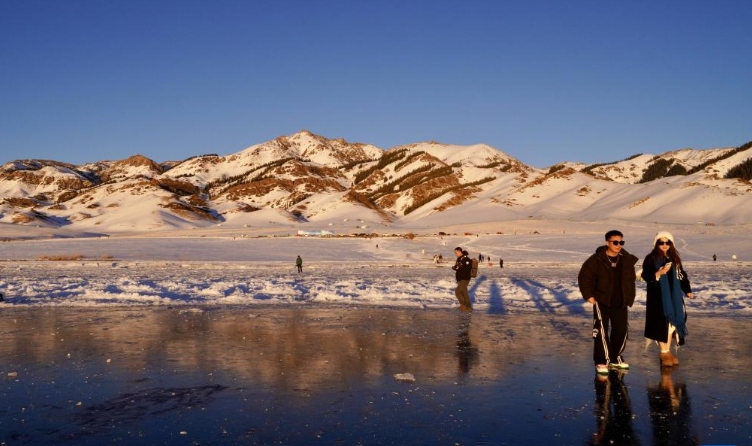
[295,255,303,273]
[452,247,473,312]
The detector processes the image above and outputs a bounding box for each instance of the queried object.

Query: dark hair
[605,230,623,240]
[651,243,683,266]
[454,247,463,252]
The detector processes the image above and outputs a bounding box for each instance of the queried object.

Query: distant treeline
[578,140,752,183]
[638,139,752,183]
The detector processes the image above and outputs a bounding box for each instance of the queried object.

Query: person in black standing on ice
[295,255,303,273]
[578,230,638,376]
[452,247,473,312]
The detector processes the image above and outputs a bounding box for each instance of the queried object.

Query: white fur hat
[653,231,675,246]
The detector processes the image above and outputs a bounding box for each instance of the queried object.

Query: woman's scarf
[657,260,687,338]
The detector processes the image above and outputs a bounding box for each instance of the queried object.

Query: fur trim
[653,231,675,246]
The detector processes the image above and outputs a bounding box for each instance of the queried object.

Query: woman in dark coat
[641,231,694,367]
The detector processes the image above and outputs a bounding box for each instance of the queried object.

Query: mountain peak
[114,154,163,172]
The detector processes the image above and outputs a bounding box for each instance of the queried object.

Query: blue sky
[2,1,750,168]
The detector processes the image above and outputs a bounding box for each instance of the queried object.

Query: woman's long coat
[641,253,693,343]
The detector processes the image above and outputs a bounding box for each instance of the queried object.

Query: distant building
[297,230,335,237]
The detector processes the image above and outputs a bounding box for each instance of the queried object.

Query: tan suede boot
[670,352,679,365]
[660,352,674,367]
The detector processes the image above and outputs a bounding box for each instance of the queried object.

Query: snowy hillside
[1,131,751,234]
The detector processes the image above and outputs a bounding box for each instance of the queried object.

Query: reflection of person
[452,247,473,312]
[295,255,303,273]
[578,230,638,375]
[455,316,478,376]
[648,367,700,445]
[641,232,694,367]
[585,371,639,446]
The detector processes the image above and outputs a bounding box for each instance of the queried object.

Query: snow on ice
[1,220,750,314]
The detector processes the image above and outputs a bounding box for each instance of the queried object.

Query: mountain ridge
[1,131,751,233]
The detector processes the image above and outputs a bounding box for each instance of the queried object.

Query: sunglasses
[657,240,673,246]
[608,240,625,246]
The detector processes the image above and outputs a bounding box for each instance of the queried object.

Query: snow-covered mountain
[1,130,750,233]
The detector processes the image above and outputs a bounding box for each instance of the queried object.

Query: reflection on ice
[587,370,638,445]
[648,367,700,445]
[0,307,750,445]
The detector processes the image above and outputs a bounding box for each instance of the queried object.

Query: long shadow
[470,275,506,314]
[511,278,585,316]
[468,275,486,304]
[486,279,507,315]
[511,278,556,314]
[511,278,585,340]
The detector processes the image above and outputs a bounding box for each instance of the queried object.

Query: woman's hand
[686,292,694,298]
[655,263,671,280]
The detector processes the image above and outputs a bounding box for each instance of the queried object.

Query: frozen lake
[1,307,749,445]
[1,228,750,444]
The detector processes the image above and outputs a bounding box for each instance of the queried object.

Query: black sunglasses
[608,240,625,246]
[657,240,673,246]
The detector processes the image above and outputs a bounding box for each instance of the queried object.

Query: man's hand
[587,297,597,305]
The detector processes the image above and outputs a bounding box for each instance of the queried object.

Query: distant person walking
[578,230,638,376]
[712,253,717,262]
[452,247,473,312]
[295,255,303,273]
[641,232,694,367]
[499,258,504,269]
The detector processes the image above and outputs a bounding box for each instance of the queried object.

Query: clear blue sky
[2,1,750,168]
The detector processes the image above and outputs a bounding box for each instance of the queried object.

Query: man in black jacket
[578,230,638,375]
[452,247,473,312]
